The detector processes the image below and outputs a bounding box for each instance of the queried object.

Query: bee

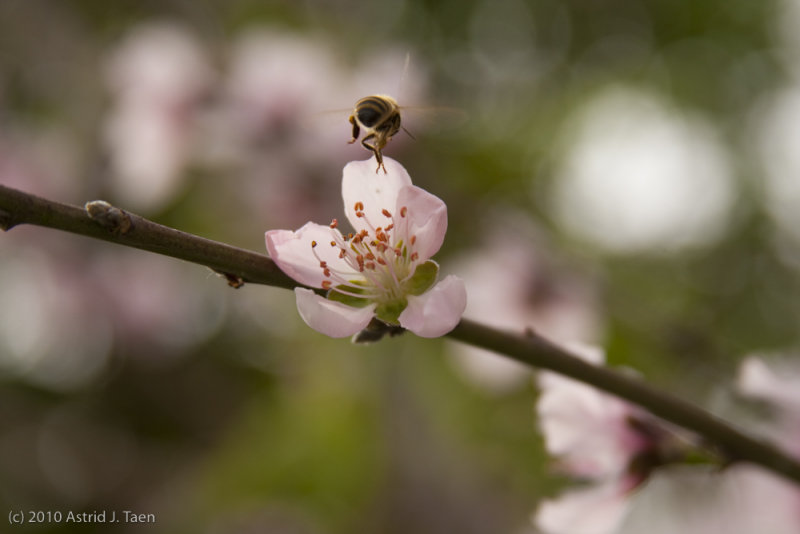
[348,94,411,174]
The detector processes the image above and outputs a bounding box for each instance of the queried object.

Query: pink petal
[534,480,632,534]
[294,288,376,337]
[537,382,639,478]
[341,157,412,232]
[396,185,448,261]
[398,275,466,338]
[266,223,359,288]
[536,344,645,478]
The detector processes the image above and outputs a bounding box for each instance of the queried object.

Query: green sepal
[375,298,408,324]
[326,282,372,308]
[405,260,439,296]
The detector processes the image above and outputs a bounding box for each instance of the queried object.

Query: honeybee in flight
[348,94,411,174]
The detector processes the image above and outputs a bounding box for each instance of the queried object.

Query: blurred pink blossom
[731,356,800,532]
[447,217,602,393]
[266,157,466,338]
[535,480,634,534]
[104,23,213,212]
[223,29,346,140]
[0,246,112,391]
[206,32,432,174]
[617,354,800,534]
[0,127,84,202]
[537,355,800,534]
[738,355,800,426]
[616,465,800,534]
[534,345,679,534]
[91,250,228,360]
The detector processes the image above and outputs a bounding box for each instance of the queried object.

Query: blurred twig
[2,182,800,486]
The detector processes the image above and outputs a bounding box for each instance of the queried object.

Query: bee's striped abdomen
[355,95,397,128]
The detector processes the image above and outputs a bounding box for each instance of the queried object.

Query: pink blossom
[738,355,800,422]
[222,29,348,153]
[446,215,602,393]
[266,157,466,339]
[608,355,800,534]
[104,23,213,212]
[536,480,634,534]
[537,354,800,534]
[616,465,800,534]
[534,344,675,534]
[537,345,652,480]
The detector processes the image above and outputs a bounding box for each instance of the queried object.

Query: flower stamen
[306,197,433,307]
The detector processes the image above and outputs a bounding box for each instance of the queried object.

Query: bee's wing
[313,107,354,117]
[307,107,353,123]
[397,105,469,137]
[298,107,353,139]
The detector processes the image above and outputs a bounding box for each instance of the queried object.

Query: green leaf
[405,260,439,296]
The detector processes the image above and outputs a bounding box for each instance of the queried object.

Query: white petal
[534,481,632,534]
[617,465,800,534]
[294,288,376,337]
[341,157,412,231]
[396,185,448,261]
[737,356,800,412]
[266,223,359,288]
[398,275,466,338]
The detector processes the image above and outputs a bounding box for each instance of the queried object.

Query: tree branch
[447,319,800,484]
[0,184,298,290]
[2,183,800,485]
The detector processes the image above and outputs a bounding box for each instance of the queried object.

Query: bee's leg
[348,116,359,144]
[360,134,376,155]
[374,151,386,174]
[360,136,385,173]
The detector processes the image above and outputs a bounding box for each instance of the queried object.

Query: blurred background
[1,0,799,532]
